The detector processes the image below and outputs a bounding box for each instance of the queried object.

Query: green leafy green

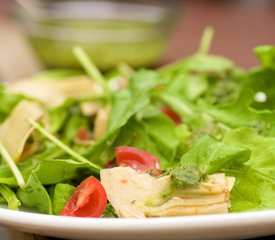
[254,45,275,69]
[34,159,92,185]
[159,53,235,77]
[0,184,21,210]
[108,70,158,132]
[0,143,26,188]
[52,183,75,215]
[2,43,275,216]
[246,68,275,110]
[223,128,275,211]
[141,115,180,165]
[28,119,102,174]
[0,159,36,187]
[62,112,90,143]
[48,103,71,134]
[102,203,118,218]
[17,173,53,214]
[206,89,275,136]
[180,135,250,174]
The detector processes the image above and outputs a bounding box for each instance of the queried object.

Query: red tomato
[161,105,181,125]
[61,176,107,218]
[115,146,162,175]
[76,127,89,141]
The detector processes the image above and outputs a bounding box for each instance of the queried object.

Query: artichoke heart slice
[100,167,235,218]
[143,173,235,217]
[0,100,44,162]
[7,76,102,108]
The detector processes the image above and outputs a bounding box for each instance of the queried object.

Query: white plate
[0,208,275,240]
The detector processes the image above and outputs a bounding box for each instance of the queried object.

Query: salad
[0,27,275,218]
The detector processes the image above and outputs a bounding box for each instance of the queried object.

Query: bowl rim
[16,0,178,24]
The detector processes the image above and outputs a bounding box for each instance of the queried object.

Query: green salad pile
[0,28,275,216]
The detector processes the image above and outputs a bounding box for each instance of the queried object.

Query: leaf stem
[158,26,215,75]
[0,142,25,188]
[198,26,214,55]
[0,184,21,210]
[27,118,102,174]
[157,59,186,76]
[159,93,194,119]
[73,47,111,99]
[117,62,134,78]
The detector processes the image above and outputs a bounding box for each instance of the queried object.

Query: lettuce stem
[28,118,102,174]
[159,93,194,119]
[158,26,214,75]
[198,26,214,55]
[0,142,25,189]
[73,47,111,100]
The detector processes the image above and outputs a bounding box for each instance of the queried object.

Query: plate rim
[1,207,275,231]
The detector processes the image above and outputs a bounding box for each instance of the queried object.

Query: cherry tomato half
[115,146,162,175]
[61,176,107,218]
[76,127,89,141]
[161,105,181,125]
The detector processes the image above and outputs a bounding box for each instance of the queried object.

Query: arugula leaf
[48,102,71,134]
[176,129,275,213]
[0,196,6,203]
[0,184,21,210]
[141,115,180,165]
[107,90,133,132]
[17,173,53,214]
[159,54,235,77]
[0,142,26,188]
[223,128,275,211]
[159,27,234,77]
[183,54,235,76]
[246,68,275,110]
[254,45,275,69]
[83,70,161,167]
[82,129,119,167]
[180,135,250,174]
[102,203,118,218]
[62,112,90,143]
[84,116,179,169]
[165,72,208,102]
[34,159,92,185]
[0,159,36,187]
[206,89,275,136]
[52,183,75,215]
[25,142,64,163]
[108,70,158,132]
[28,119,101,174]
[112,118,179,169]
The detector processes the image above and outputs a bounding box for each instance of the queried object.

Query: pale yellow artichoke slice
[93,105,110,140]
[100,167,235,218]
[0,100,44,162]
[7,76,102,108]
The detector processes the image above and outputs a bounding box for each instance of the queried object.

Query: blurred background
[0,0,275,82]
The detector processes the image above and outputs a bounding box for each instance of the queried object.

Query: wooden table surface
[0,0,275,239]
